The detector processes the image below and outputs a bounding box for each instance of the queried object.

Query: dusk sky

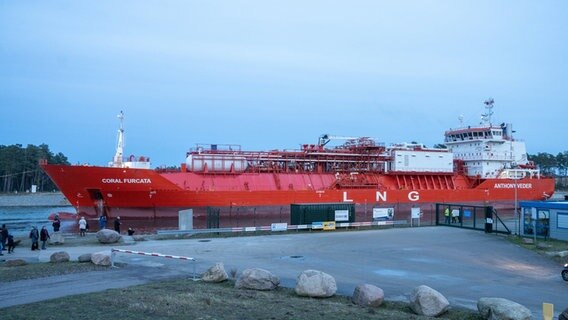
[1,1,567,168]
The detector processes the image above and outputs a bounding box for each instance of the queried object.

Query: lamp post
[514,176,519,236]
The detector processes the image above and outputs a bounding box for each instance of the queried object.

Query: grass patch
[507,235,568,264]
[0,262,110,282]
[1,276,482,320]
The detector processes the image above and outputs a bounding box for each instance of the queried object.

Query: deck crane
[318,134,372,147]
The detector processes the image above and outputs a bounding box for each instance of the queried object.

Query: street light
[514,175,518,236]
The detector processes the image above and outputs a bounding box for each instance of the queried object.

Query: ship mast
[481,98,494,125]
[112,111,125,167]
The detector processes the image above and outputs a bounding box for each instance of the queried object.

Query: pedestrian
[1,223,8,250]
[444,207,451,224]
[451,209,460,224]
[127,227,135,236]
[52,216,61,232]
[99,215,107,230]
[78,216,87,237]
[114,216,122,233]
[40,226,50,250]
[7,234,15,253]
[0,225,5,255]
[29,226,39,250]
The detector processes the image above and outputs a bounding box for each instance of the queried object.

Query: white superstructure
[388,144,453,173]
[108,111,151,169]
[444,99,539,179]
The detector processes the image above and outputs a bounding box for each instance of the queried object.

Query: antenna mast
[481,98,494,124]
[112,111,125,166]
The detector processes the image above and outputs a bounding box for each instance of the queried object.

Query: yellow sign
[543,303,553,320]
[323,221,336,230]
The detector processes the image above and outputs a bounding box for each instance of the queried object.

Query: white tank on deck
[186,154,247,172]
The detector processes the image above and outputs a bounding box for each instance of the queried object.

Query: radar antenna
[481,98,494,124]
[112,111,125,166]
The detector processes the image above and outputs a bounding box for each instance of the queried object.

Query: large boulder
[49,232,65,245]
[559,308,568,320]
[477,297,531,320]
[50,251,70,263]
[202,262,228,283]
[235,268,280,290]
[5,259,27,267]
[78,253,93,263]
[295,269,337,298]
[96,229,121,244]
[91,251,111,266]
[352,284,384,307]
[409,285,450,317]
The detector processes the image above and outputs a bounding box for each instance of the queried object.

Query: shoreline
[0,192,71,207]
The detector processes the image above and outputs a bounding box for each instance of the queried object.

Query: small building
[519,201,568,241]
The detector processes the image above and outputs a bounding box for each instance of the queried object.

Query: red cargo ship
[40,101,555,229]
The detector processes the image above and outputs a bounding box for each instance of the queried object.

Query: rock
[536,242,552,250]
[548,251,568,258]
[78,253,93,263]
[96,229,121,244]
[559,307,568,320]
[521,238,534,244]
[477,297,531,320]
[4,259,27,267]
[295,269,337,298]
[50,251,70,263]
[49,232,65,245]
[409,285,450,317]
[202,262,228,283]
[132,235,146,241]
[352,284,384,307]
[119,235,135,245]
[91,251,111,266]
[235,268,280,290]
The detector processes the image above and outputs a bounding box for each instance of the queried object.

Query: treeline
[529,152,568,189]
[0,144,69,193]
[528,152,568,176]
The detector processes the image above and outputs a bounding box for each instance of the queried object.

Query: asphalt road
[1,227,565,318]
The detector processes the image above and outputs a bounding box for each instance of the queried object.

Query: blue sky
[1,1,567,167]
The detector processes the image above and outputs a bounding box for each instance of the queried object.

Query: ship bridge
[443,99,537,179]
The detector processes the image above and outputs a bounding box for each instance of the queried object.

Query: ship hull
[41,164,555,229]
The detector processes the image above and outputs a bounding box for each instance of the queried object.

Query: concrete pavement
[1,227,566,318]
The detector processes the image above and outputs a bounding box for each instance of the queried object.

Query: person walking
[40,226,50,250]
[1,224,8,251]
[444,207,451,224]
[29,226,39,250]
[78,217,87,237]
[99,215,107,230]
[0,225,5,255]
[52,216,61,232]
[7,234,15,253]
[114,216,122,234]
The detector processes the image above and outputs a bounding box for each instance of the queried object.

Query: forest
[0,144,567,193]
[0,144,69,193]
